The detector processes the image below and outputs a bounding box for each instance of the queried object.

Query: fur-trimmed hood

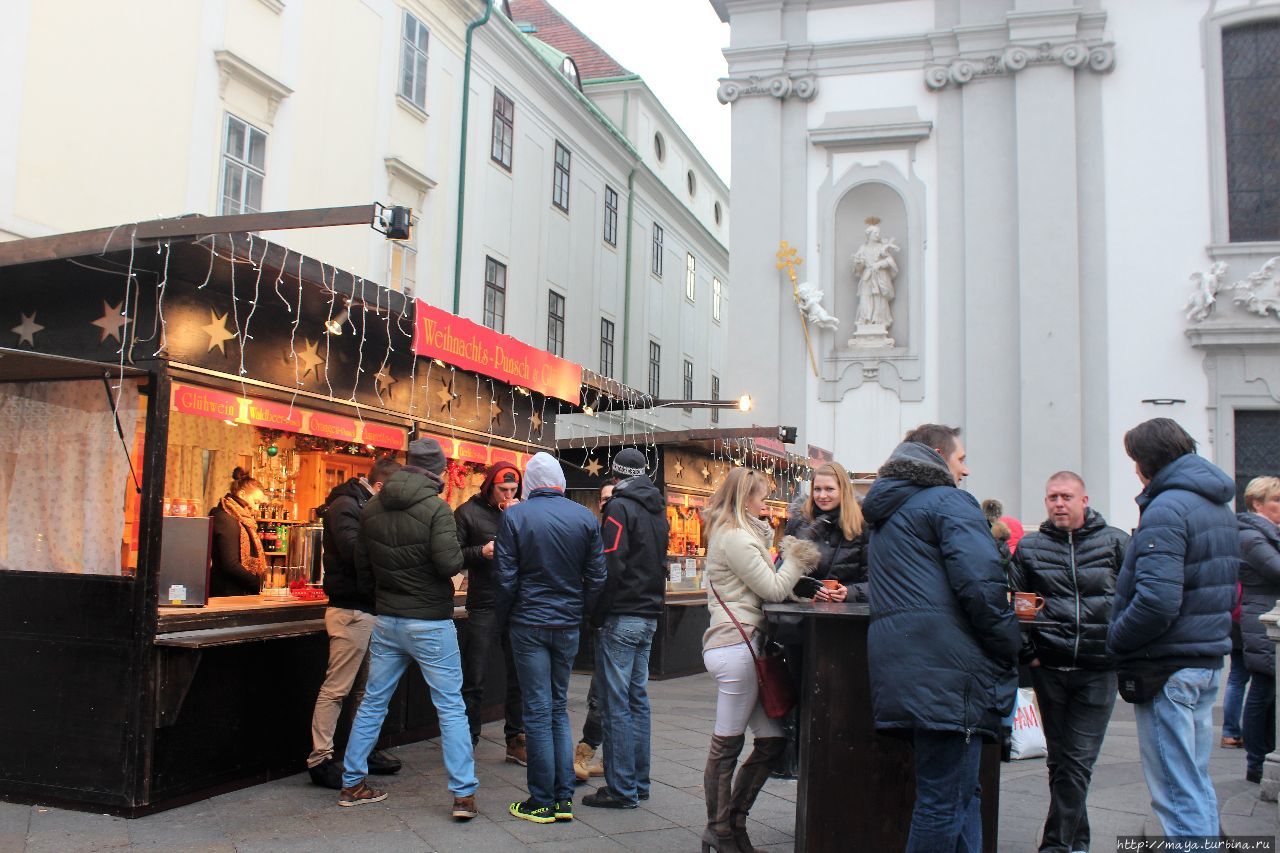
[862,441,956,529]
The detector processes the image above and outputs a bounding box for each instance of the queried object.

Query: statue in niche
[849,217,900,349]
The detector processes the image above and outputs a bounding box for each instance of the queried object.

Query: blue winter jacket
[1107,453,1237,667]
[494,487,606,629]
[862,442,1021,741]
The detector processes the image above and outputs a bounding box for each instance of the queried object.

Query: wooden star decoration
[12,311,43,347]
[584,456,603,477]
[673,460,684,477]
[296,338,324,379]
[91,300,128,345]
[489,400,504,427]
[530,410,543,433]
[374,368,397,396]
[701,464,712,482]
[201,309,237,355]
[435,377,458,412]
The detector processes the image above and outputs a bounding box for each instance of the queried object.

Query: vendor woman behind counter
[209,468,267,596]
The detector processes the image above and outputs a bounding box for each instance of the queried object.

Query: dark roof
[507,0,631,80]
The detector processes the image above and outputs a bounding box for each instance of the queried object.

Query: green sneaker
[509,799,556,824]
[554,799,574,821]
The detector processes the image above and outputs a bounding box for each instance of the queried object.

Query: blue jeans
[1243,671,1275,776]
[597,615,657,803]
[343,616,478,797]
[1222,647,1250,740]
[509,624,579,806]
[906,730,983,853]
[1132,667,1220,842]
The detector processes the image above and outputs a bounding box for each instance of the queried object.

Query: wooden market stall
[0,215,580,814]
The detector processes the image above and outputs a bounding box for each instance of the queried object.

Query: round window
[687,170,697,198]
[713,201,722,225]
[653,132,666,163]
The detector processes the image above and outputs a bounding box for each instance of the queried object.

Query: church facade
[712,0,1280,526]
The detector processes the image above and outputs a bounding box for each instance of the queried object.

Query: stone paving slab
[1,671,1276,852]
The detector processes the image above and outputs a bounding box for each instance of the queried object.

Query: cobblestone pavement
[0,672,1273,852]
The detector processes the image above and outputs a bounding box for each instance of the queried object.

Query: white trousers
[702,640,783,738]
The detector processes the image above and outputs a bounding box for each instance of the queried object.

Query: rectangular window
[651,223,664,277]
[685,253,697,302]
[388,241,417,297]
[648,340,661,398]
[599,318,615,378]
[483,257,507,333]
[712,277,722,322]
[399,11,429,109]
[547,290,565,358]
[682,359,693,413]
[552,141,571,212]
[491,89,514,170]
[1223,21,1280,241]
[220,114,266,215]
[711,373,720,424]
[603,185,618,246]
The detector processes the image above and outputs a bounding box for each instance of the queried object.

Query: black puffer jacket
[454,493,502,612]
[1009,508,1129,670]
[1238,512,1280,676]
[862,442,1020,742]
[595,475,670,623]
[319,478,375,611]
[785,509,869,600]
[355,467,463,620]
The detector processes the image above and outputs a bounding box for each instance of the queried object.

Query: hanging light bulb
[324,306,350,335]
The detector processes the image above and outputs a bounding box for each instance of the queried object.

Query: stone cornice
[808,107,931,149]
[716,72,817,104]
[214,49,292,123]
[1187,323,1280,349]
[384,156,437,193]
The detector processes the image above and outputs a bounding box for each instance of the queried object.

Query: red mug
[1013,592,1045,621]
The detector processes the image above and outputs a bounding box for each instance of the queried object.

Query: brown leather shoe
[1222,735,1244,748]
[574,742,596,781]
[338,780,387,807]
[452,794,478,820]
[506,733,528,766]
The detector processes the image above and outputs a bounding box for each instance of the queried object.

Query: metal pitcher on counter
[287,521,325,586]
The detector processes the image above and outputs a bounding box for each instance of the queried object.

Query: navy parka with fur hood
[862,442,1020,742]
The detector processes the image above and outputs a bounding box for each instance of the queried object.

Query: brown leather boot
[701,734,745,853]
[728,737,785,853]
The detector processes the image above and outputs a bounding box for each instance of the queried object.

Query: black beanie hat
[612,448,647,478]
[407,437,448,475]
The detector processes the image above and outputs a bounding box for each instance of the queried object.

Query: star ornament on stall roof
[12,312,43,347]
[584,456,603,477]
[201,310,237,355]
[374,368,397,396]
[296,338,324,379]
[529,410,543,433]
[489,400,504,427]
[435,377,458,412]
[92,300,128,344]
[673,460,684,478]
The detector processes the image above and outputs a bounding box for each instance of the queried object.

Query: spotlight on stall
[737,394,753,413]
[371,202,413,240]
[324,305,350,336]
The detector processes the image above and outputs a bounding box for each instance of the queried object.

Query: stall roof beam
[0,205,377,268]
[553,426,784,451]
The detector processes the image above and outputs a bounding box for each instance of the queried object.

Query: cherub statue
[1184,261,1229,323]
[795,282,839,331]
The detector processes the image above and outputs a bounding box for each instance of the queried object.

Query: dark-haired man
[1108,418,1237,840]
[307,456,403,789]
[862,424,1019,852]
[455,461,526,762]
[1011,471,1128,853]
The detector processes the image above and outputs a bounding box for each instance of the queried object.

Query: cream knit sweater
[703,520,820,650]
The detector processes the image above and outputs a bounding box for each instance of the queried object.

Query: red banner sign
[414,300,582,404]
[362,422,408,451]
[489,447,522,467]
[173,384,239,420]
[244,398,305,433]
[309,413,359,443]
[455,441,490,465]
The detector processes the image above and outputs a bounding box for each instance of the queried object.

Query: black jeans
[580,628,603,748]
[1030,666,1117,853]
[460,608,523,743]
[1244,671,1276,776]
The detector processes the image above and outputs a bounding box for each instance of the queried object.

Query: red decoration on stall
[443,460,470,504]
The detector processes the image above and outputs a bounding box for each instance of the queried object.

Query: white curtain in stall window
[0,379,141,574]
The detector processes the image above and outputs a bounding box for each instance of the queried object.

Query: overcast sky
[544,0,733,182]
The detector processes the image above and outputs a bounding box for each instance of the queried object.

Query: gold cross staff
[777,241,818,377]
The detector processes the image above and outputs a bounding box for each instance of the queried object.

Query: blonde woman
[701,468,819,853]
[785,460,866,602]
